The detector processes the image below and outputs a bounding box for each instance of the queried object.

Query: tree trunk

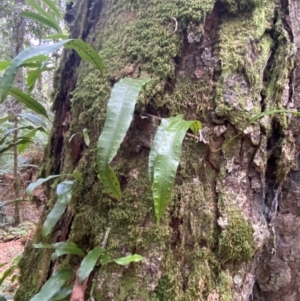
[15,0,300,300]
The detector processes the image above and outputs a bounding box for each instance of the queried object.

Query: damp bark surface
[15,0,300,300]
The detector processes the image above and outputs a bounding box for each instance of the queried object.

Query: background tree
[14,0,300,300]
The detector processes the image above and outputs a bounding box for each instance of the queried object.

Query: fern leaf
[97,78,150,200]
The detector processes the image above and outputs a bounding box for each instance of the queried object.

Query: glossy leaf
[42,180,74,237]
[114,254,143,265]
[148,115,182,183]
[151,117,197,223]
[33,242,85,260]
[98,164,122,200]
[29,269,73,301]
[97,78,150,200]
[49,287,72,301]
[83,128,90,146]
[64,39,104,75]
[21,11,60,32]
[0,39,103,101]
[26,174,60,195]
[9,88,48,118]
[78,247,105,283]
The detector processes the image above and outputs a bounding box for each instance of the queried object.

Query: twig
[101,227,111,249]
[172,17,178,33]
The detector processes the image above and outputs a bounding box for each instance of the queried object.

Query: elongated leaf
[42,0,61,17]
[97,78,150,199]
[64,39,104,75]
[29,269,73,301]
[152,117,196,223]
[33,242,85,260]
[148,115,182,183]
[114,254,143,265]
[17,113,47,127]
[27,0,57,23]
[26,174,60,195]
[49,287,72,301]
[0,55,49,71]
[0,266,17,286]
[0,39,103,101]
[21,11,60,32]
[42,180,74,237]
[9,88,48,118]
[27,69,42,93]
[100,253,111,265]
[18,128,38,154]
[78,247,105,283]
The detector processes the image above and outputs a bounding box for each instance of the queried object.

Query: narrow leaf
[27,69,42,93]
[21,11,60,32]
[64,39,104,75]
[97,78,150,199]
[16,113,47,127]
[0,61,9,71]
[114,254,143,265]
[26,175,60,195]
[26,0,57,23]
[152,117,196,223]
[9,87,48,118]
[29,269,73,301]
[148,115,182,183]
[82,128,90,146]
[78,247,105,283]
[33,242,85,259]
[0,39,103,101]
[42,0,61,18]
[18,129,38,154]
[49,287,72,301]
[42,180,74,237]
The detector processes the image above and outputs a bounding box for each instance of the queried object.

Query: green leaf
[17,113,47,127]
[27,69,42,93]
[33,242,85,260]
[0,61,9,71]
[82,128,90,146]
[97,78,150,200]
[18,129,38,154]
[0,39,103,102]
[0,294,7,301]
[26,0,57,23]
[41,0,61,18]
[114,254,143,265]
[189,120,202,135]
[78,247,105,283]
[29,269,73,301]
[49,287,72,301]
[26,175,60,195]
[151,117,196,223]
[42,181,74,237]
[64,39,104,75]
[21,11,60,32]
[148,115,182,183]
[9,87,48,118]
[99,253,111,265]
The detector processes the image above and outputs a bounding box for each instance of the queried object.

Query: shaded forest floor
[0,174,45,298]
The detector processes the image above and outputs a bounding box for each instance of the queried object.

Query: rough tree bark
[15,0,300,300]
